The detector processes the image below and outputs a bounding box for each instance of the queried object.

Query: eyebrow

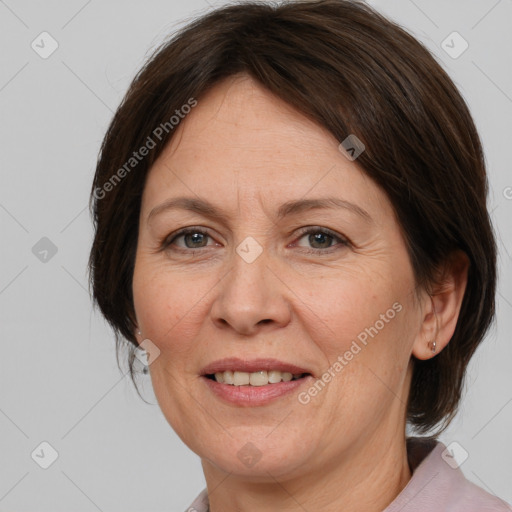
[147,196,373,225]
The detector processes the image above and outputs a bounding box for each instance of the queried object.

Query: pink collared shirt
[185,438,511,511]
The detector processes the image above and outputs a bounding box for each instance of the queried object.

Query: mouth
[204,370,311,386]
[200,360,315,406]
[200,357,314,387]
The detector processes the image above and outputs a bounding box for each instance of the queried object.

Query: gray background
[0,0,511,510]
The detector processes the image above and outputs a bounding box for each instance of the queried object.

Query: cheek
[298,267,415,396]
[132,260,212,356]
[296,269,401,345]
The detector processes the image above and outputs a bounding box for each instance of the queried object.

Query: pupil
[310,232,331,248]
[186,233,205,247]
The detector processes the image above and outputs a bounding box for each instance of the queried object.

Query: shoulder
[447,478,512,511]
[385,438,512,512]
[185,488,209,512]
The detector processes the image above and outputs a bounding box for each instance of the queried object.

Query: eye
[163,227,216,251]
[160,225,349,255]
[292,226,349,254]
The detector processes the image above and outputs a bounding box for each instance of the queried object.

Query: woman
[88,0,511,510]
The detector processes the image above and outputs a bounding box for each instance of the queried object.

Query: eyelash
[161,226,349,256]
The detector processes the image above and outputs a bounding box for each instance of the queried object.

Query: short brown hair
[88,0,496,434]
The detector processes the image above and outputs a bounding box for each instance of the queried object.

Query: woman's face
[132,74,426,479]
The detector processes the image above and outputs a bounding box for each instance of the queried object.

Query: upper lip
[201,357,312,376]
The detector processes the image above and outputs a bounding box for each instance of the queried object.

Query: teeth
[212,370,304,386]
[268,370,282,384]
[234,371,250,386]
[249,371,267,386]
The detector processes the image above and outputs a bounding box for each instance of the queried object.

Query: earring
[136,330,148,375]
[429,340,437,354]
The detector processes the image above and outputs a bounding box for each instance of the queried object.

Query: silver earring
[136,331,148,374]
[429,340,437,353]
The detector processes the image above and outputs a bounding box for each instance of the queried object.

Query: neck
[202,432,412,512]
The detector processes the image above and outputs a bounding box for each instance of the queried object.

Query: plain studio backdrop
[0,0,511,510]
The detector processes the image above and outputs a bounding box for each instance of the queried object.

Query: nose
[210,246,292,336]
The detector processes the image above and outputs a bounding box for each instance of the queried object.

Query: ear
[412,250,470,360]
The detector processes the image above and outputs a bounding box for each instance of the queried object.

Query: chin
[198,435,313,480]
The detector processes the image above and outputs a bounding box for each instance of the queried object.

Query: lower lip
[201,375,313,406]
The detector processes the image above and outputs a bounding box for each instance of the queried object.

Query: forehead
[141,74,390,220]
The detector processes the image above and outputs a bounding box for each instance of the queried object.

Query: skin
[132,73,469,512]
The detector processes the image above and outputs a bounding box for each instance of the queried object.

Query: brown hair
[88,0,496,434]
